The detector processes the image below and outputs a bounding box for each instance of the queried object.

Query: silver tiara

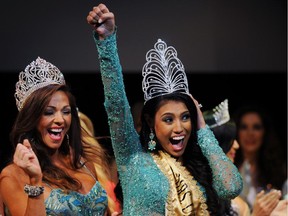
[142,39,189,103]
[203,99,230,128]
[15,57,65,111]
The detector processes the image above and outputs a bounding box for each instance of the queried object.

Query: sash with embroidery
[152,151,209,216]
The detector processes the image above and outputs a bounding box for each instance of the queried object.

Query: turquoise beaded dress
[45,181,108,216]
[44,163,108,216]
[94,31,243,215]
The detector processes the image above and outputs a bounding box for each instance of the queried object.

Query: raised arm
[87,4,141,169]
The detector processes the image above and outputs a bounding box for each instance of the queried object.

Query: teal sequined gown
[94,31,243,215]
[45,181,108,215]
[4,170,108,216]
[44,162,108,216]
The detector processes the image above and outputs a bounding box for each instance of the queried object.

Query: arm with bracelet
[0,139,46,216]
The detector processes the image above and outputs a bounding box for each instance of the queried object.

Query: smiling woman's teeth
[50,128,63,133]
[172,136,184,140]
[170,136,184,145]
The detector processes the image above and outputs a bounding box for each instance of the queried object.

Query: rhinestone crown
[203,99,230,128]
[15,57,65,111]
[142,39,189,103]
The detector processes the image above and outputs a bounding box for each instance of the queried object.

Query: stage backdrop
[0,0,286,73]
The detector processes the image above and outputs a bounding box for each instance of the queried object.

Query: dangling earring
[148,129,156,151]
[66,134,70,146]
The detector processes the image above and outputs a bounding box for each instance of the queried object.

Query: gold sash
[152,151,209,216]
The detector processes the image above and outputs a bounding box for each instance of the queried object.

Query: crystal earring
[148,129,156,151]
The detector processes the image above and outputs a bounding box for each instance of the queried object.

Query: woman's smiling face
[154,100,192,158]
[37,90,71,151]
[238,112,264,154]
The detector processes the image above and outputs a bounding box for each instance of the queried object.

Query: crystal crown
[142,39,189,103]
[203,99,230,128]
[15,57,65,111]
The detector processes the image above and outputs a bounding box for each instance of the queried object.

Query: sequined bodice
[45,181,108,216]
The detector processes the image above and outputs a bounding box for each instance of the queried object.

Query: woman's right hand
[270,199,288,216]
[87,3,115,40]
[251,189,282,216]
[189,94,206,129]
[13,139,42,184]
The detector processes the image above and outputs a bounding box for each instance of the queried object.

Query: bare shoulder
[0,165,31,215]
[1,163,29,184]
[232,196,251,216]
[0,164,29,199]
[233,196,247,206]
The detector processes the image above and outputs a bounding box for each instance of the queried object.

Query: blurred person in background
[204,99,287,216]
[233,105,287,208]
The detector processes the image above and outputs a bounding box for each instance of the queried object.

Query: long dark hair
[211,121,236,154]
[139,92,220,215]
[211,121,238,216]
[234,105,286,190]
[10,84,84,191]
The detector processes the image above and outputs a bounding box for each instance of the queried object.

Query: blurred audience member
[204,99,286,216]
[233,105,287,208]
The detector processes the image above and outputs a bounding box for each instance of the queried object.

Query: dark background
[0,0,286,72]
[0,0,287,170]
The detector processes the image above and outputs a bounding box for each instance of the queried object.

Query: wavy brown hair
[10,84,110,191]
